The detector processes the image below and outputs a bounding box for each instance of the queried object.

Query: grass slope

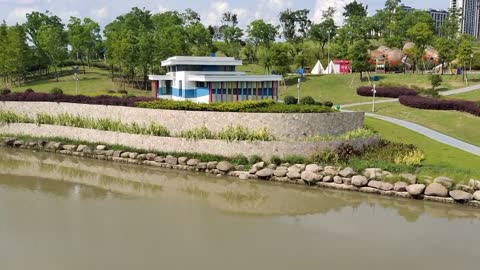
[350,102,480,146]
[446,89,480,101]
[9,68,151,97]
[366,117,480,182]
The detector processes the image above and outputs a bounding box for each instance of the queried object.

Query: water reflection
[1,147,479,222]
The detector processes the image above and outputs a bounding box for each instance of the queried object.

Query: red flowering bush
[399,96,480,117]
[357,86,418,98]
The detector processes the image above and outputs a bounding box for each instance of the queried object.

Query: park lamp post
[297,77,301,104]
[372,84,376,113]
[73,66,79,95]
[470,53,474,72]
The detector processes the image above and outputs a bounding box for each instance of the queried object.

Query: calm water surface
[0,147,479,270]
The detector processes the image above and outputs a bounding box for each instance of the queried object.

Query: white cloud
[254,0,293,24]
[6,7,37,23]
[313,0,352,25]
[90,6,108,20]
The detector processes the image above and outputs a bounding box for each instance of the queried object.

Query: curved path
[341,84,480,156]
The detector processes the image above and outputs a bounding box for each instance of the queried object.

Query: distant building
[450,0,480,38]
[400,4,415,12]
[148,56,282,103]
[429,9,449,35]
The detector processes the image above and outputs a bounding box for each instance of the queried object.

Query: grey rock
[27,141,37,147]
[196,162,208,170]
[469,179,480,190]
[394,182,408,192]
[3,138,16,146]
[288,164,305,173]
[434,176,454,189]
[301,171,322,183]
[406,184,426,196]
[322,175,333,182]
[239,173,250,180]
[53,142,63,149]
[82,147,92,154]
[352,175,368,187]
[400,173,417,184]
[425,183,449,197]
[455,184,474,194]
[104,150,115,156]
[276,166,288,171]
[364,168,382,180]
[339,167,355,178]
[96,145,107,150]
[256,168,274,178]
[449,190,473,203]
[154,156,165,163]
[267,164,277,170]
[253,162,265,170]
[473,191,480,201]
[382,171,394,178]
[273,169,287,177]
[207,161,218,170]
[62,145,77,151]
[286,171,301,179]
[45,142,57,150]
[343,178,352,185]
[145,153,157,161]
[165,155,178,165]
[235,165,245,171]
[136,154,147,161]
[187,159,200,166]
[368,180,394,191]
[249,167,258,174]
[129,152,138,159]
[323,166,337,176]
[360,187,380,194]
[305,164,322,173]
[113,150,123,157]
[178,157,188,165]
[12,140,24,147]
[333,176,343,184]
[217,161,234,172]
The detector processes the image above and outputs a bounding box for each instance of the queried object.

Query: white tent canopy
[325,61,339,74]
[311,60,325,75]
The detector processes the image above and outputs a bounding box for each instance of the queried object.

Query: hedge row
[136,99,334,113]
[399,96,480,117]
[357,86,418,98]
[0,92,155,107]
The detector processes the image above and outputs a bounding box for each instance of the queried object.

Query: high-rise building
[450,0,480,38]
[429,9,449,35]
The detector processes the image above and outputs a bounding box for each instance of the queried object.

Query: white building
[148,56,282,103]
[450,0,480,38]
[429,9,449,35]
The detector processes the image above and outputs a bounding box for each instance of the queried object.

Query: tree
[37,24,68,82]
[343,1,368,18]
[435,37,456,74]
[279,9,311,42]
[260,43,291,75]
[5,24,31,86]
[246,19,278,48]
[0,21,8,87]
[407,22,434,72]
[348,39,370,80]
[441,8,461,39]
[457,35,474,81]
[216,12,243,57]
[430,74,442,90]
[309,19,337,58]
[68,17,102,74]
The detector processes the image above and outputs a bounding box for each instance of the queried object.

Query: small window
[196,81,206,88]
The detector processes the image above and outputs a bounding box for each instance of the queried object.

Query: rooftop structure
[149,56,282,104]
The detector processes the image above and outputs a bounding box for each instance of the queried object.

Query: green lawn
[350,102,480,146]
[10,67,152,97]
[278,73,474,105]
[365,117,480,183]
[446,89,480,101]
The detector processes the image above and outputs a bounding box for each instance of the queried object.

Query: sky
[0,0,449,28]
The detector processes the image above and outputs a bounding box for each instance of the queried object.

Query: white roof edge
[188,74,283,82]
[149,75,173,80]
[161,56,242,67]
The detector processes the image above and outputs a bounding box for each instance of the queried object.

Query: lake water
[1,147,479,270]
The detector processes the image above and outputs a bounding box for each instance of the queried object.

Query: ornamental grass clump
[394,149,425,166]
[180,126,215,140]
[306,128,376,141]
[0,111,31,124]
[218,125,274,141]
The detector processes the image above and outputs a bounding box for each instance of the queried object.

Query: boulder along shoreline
[2,137,480,208]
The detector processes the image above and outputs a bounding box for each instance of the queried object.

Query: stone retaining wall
[0,101,364,139]
[0,123,380,159]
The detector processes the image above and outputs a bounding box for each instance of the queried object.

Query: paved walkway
[341,84,480,156]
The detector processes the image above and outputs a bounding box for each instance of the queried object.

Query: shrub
[306,128,376,141]
[299,96,315,105]
[314,101,324,106]
[422,88,439,97]
[180,126,215,140]
[24,88,34,93]
[230,155,250,165]
[357,86,418,98]
[50,87,63,95]
[0,92,155,107]
[136,99,333,113]
[117,90,128,95]
[248,155,263,164]
[283,95,298,105]
[1,88,11,95]
[335,143,356,161]
[218,125,274,141]
[399,96,480,117]
[107,90,116,94]
[394,149,425,166]
[283,155,309,165]
[311,150,340,164]
[324,101,334,107]
[270,155,282,165]
[430,74,443,90]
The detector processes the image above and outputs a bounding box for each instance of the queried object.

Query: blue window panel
[196,88,210,97]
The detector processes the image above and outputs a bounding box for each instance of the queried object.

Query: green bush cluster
[283,95,298,105]
[50,87,63,95]
[299,96,315,105]
[1,88,12,95]
[306,128,376,142]
[136,99,333,113]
